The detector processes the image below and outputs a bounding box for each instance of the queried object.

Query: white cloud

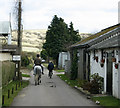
[0,0,119,32]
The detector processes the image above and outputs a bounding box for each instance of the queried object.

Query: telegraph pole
[17,0,22,80]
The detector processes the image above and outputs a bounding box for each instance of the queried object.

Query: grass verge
[58,74,120,107]
[55,69,65,72]
[2,80,29,106]
[57,74,81,87]
[22,74,30,78]
[92,96,120,107]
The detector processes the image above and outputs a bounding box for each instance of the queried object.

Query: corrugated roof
[0,21,11,34]
[70,23,120,48]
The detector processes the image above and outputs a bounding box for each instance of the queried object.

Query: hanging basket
[112,58,116,62]
[101,59,105,63]
[115,63,118,69]
[95,56,98,62]
[100,63,104,67]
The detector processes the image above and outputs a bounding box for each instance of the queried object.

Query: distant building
[58,52,70,69]
[0,21,18,61]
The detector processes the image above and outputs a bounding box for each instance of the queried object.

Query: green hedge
[1,61,15,86]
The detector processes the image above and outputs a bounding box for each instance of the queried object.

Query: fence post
[16,84,17,90]
[8,90,10,98]
[21,81,22,86]
[12,87,14,94]
[19,82,20,87]
[2,95,4,105]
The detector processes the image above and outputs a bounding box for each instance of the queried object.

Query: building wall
[118,48,120,99]
[90,48,119,98]
[58,52,68,69]
[90,50,106,93]
[112,49,119,98]
[0,53,12,61]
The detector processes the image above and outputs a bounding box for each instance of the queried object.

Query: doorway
[106,53,113,95]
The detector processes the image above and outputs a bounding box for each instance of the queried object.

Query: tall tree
[68,22,81,45]
[43,16,81,66]
[43,15,68,65]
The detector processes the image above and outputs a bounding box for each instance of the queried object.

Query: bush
[70,50,78,80]
[82,73,104,94]
[21,52,31,67]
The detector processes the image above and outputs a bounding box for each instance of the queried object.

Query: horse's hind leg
[38,74,41,84]
[35,75,38,86]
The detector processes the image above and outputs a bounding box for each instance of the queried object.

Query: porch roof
[70,23,120,49]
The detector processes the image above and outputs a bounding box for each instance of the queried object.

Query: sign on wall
[13,55,21,61]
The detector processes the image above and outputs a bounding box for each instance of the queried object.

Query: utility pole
[17,0,22,80]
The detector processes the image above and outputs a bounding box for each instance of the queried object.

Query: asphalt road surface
[11,67,99,107]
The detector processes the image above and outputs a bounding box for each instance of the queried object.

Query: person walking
[48,61,54,78]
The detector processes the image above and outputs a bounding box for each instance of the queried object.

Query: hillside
[12,29,91,52]
[12,29,46,52]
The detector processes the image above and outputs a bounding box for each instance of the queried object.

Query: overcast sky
[0,0,119,33]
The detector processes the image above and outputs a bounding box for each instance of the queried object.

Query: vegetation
[2,80,29,106]
[82,73,104,94]
[40,49,48,61]
[70,49,78,80]
[22,74,30,78]
[92,96,120,107]
[21,51,36,67]
[55,69,65,72]
[43,15,81,66]
[1,61,15,86]
[57,74,83,87]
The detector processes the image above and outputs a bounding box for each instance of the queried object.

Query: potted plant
[100,63,104,67]
[112,57,116,62]
[101,59,105,63]
[115,63,118,69]
[95,56,98,62]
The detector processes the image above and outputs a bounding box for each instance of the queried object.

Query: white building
[89,27,120,98]
[68,23,120,99]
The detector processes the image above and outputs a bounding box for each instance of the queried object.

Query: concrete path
[11,67,99,106]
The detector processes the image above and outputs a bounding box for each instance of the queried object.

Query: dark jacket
[48,62,54,71]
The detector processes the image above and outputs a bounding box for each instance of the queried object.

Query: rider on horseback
[34,54,42,85]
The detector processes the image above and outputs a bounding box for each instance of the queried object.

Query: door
[106,53,113,95]
[86,53,90,81]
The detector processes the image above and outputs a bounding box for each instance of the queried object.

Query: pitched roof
[70,23,120,49]
[0,21,11,35]
[88,27,120,50]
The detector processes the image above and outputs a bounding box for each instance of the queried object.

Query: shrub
[82,73,104,94]
[70,49,78,80]
[21,52,31,67]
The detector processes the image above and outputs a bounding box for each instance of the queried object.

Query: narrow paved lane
[12,67,98,106]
